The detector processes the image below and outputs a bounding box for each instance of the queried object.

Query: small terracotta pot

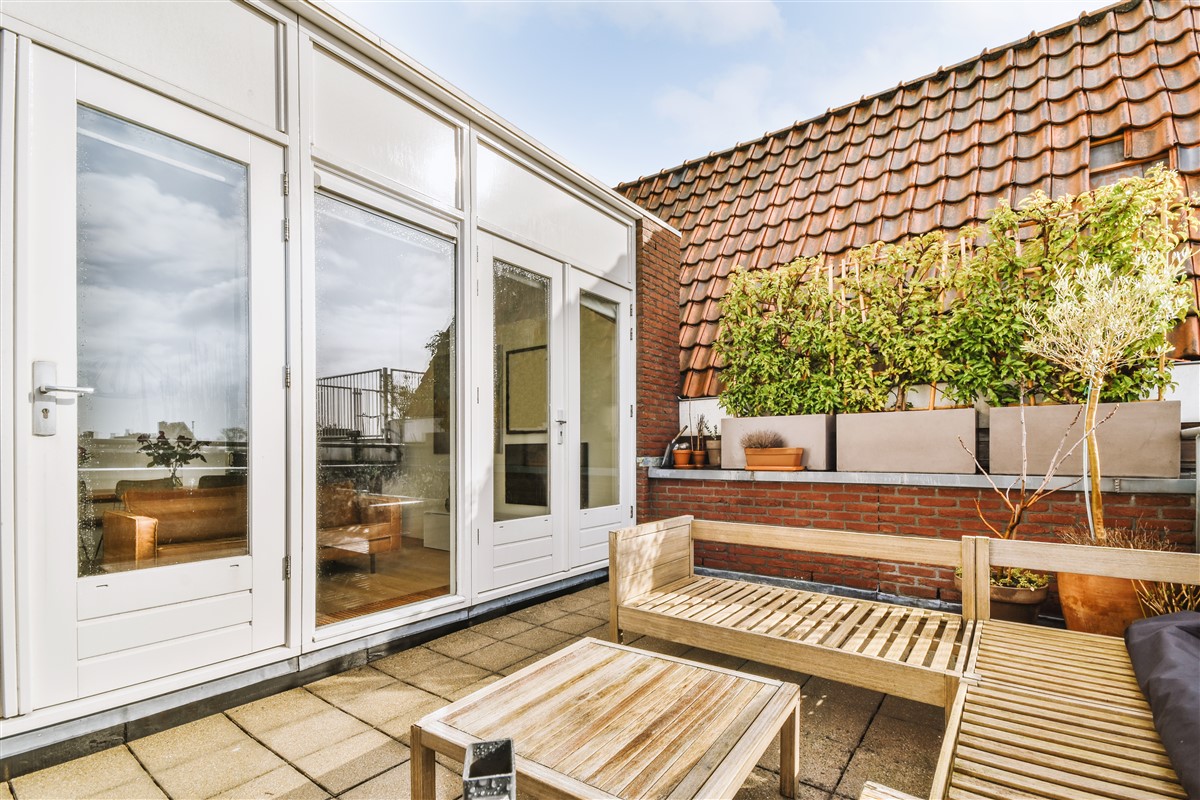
[672,450,693,468]
[690,449,708,467]
[1056,572,1144,637]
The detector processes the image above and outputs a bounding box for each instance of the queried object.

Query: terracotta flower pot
[989,583,1050,624]
[672,450,693,469]
[690,449,707,467]
[744,447,804,471]
[1057,572,1144,637]
[953,574,1049,624]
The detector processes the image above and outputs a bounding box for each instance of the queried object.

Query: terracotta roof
[618,0,1200,398]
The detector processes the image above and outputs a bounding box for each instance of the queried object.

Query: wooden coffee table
[411,637,801,799]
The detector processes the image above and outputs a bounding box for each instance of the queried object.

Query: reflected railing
[317,368,423,442]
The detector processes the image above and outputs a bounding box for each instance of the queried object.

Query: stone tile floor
[5,583,942,799]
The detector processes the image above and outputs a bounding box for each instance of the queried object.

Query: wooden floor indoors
[317,537,451,626]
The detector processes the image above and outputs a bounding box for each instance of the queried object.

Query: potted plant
[1023,247,1192,635]
[740,430,804,471]
[960,395,1099,622]
[691,415,709,467]
[704,420,722,468]
[831,233,976,474]
[716,257,837,470]
[136,431,208,487]
[946,168,1193,480]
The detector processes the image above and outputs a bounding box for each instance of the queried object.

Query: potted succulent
[740,430,804,471]
[1023,247,1192,635]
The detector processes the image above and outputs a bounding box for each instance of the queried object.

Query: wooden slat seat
[969,619,1149,713]
[940,681,1184,800]
[611,517,979,708]
[630,575,972,673]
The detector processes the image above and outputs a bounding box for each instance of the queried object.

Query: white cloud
[654,63,804,157]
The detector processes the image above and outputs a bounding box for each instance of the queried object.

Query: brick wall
[641,477,1196,605]
[635,218,683,517]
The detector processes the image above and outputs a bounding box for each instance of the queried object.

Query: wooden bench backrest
[612,517,984,620]
[609,515,694,607]
[967,536,1200,620]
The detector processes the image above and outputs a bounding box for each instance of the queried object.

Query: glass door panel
[314,194,455,626]
[75,106,250,575]
[493,262,551,521]
[578,292,619,510]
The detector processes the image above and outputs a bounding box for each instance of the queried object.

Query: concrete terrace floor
[4,583,943,800]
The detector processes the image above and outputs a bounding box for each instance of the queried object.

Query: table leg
[779,702,800,799]
[410,724,436,798]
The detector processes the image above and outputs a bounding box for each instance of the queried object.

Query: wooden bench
[609,516,984,709]
[862,537,1200,800]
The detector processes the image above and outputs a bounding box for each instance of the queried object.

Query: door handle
[38,384,95,395]
[32,361,92,436]
[556,409,566,444]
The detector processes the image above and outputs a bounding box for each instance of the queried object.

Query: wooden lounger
[863,537,1200,800]
[609,516,982,708]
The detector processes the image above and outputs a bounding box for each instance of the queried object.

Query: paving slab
[251,705,371,762]
[577,600,611,619]
[468,615,536,641]
[226,687,330,734]
[328,679,447,728]
[141,726,286,798]
[424,628,496,659]
[834,712,941,799]
[377,692,450,746]
[10,746,163,800]
[445,674,503,701]
[502,625,574,653]
[543,613,605,635]
[801,677,883,745]
[292,729,406,795]
[128,714,248,773]
[456,640,538,672]
[211,764,329,800]
[404,660,491,699]
[496,654,544,676]
[338,760,461,800]
[734,767,833,800]
[507,603,569,625]
[304,666,393,708]
[370,646,452,680]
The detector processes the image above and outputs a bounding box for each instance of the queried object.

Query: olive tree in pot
[1023,250,1192,634]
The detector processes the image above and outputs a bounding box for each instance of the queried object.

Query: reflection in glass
[494,262,550,521]
[315,194,455,626]
[580,293,619,509]
[76,106,249,575]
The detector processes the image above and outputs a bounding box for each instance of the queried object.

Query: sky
[328,0,1104,187]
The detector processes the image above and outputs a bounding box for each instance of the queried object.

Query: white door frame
[566,269,634,568]
[14,44,287,709]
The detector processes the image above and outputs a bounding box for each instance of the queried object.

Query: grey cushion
[1125,611,1200,799]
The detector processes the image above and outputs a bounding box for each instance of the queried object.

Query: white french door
[567,270,630,568]
[475,233,632,594]
[477,234,567,591]
[15,46,287,708]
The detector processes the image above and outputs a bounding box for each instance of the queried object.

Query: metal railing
[316,367,422,442]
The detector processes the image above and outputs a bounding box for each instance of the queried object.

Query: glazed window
[1089,135,1169,188]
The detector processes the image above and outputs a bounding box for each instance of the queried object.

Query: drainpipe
[1180,427,1200,553]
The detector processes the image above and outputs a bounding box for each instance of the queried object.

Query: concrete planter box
[721,414,835,470]
[836,408,976,474]
[989,400,1180,478]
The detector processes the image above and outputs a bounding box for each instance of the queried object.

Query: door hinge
[282,172,290,196]
[629,327,633,341]
[283,218,290,241]
[630,505,634,519]
[284,365,292,388]
[629,404,633,418]
[283,555,291,580]
[476,245,480,262]
[476,528,480,545]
